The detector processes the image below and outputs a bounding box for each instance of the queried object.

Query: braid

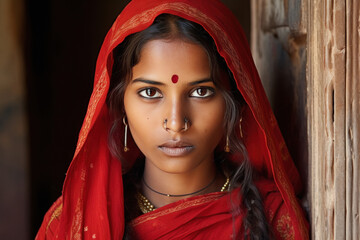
[222,87,270,239]
[229,158,269,239]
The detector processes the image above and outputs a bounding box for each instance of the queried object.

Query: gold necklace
[137,177,230,214]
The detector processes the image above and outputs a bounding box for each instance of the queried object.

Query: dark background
[25,0,250,238]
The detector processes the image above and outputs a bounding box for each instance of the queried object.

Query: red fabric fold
[36,0,309,239]
[130,190,243,239]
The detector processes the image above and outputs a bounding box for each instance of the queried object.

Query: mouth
[158,141,194,156]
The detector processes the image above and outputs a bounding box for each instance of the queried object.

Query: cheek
[124,91,144,141]
[123,92,159,152]
[126,110,154,155]
[192,100,226,139]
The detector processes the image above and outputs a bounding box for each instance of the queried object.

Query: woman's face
[124,39,226,174]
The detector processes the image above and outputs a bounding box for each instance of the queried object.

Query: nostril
[183,118,190,131]
[163,119,168,130]
[162,117,190,132]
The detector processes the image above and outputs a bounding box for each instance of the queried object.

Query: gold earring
[123,116,129,152]
[224,135,230,152]
[239,116,243,138]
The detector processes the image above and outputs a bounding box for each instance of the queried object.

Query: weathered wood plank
[346,0,360,239]
[252,0,359,239]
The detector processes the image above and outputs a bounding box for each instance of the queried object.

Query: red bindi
[171,74,179,84]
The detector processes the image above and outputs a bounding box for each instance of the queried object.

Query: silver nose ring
[184,118,189,131]
[163,118,190,132]
[163,119,168,130]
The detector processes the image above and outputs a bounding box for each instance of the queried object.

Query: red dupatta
[36,0,309,239]
[129,180,298,239]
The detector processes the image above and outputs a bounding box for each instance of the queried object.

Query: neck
[142,159,222,208]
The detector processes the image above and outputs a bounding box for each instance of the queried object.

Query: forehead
[132,39,211,82]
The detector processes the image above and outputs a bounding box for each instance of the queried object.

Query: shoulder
[35,196,63,240]
[255,178,303,240]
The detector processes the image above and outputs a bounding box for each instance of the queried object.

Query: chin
[157,161,196,174]
[149,155,208,175]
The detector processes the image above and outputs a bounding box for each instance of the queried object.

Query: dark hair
[107,14,269,239]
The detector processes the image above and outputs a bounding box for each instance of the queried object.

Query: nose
[163,97,190,133]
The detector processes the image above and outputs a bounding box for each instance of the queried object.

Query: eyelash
[189,87,215,98]
[137,87,215,99]
[138,88,163,99]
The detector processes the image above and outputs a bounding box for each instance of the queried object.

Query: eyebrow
[131,78,213,86]
[131,78,165,86]
[188,78,213,86]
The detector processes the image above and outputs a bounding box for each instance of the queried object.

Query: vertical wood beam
[307,0,345,239]
[252,0,359,239]
[345,0,360,238]
[308,0,359,239]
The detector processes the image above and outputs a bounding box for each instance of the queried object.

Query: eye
[190,87,215,98]
[138,88,163,99]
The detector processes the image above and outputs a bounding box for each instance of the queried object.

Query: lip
[158,141,194,157]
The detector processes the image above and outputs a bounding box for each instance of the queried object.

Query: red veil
[36,0,309,239]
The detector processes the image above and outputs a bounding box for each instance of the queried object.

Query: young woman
[36,0,309,239]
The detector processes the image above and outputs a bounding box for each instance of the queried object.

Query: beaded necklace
[137,177,230,214]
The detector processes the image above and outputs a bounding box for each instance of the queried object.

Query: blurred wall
[25,1,132,237]
[251,0,308,200]
[0,0,29,239]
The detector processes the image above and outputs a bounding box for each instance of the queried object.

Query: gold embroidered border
[74,69,107,157]
[267,136,308,238]
[130,193,225,227]
[46,203,63,233]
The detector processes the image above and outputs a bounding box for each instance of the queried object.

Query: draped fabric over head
[36,0,309,239]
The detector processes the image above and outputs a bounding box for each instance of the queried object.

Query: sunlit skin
[123,39,227,207]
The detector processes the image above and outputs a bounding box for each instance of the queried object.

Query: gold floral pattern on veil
[46,203,63,234]
[276,213,295,240]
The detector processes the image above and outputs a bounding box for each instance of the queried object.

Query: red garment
[130,180,301,239]
[36,0,309,239]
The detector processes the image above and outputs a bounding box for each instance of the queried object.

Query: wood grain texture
[253,0,359,239]
[345,0,360,238]
[307,0,358,239]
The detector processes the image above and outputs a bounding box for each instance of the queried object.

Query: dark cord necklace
[142,174,217,197]
[137,177,230,213]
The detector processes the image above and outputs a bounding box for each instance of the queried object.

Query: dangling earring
[239,116,243,138]
[123,116,129,152]
[224,135,230,152]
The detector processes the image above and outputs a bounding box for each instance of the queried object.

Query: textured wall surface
[252,0,360,239]
[308,0,360,239]
[251,0,308,202]
[0,0,29,239]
